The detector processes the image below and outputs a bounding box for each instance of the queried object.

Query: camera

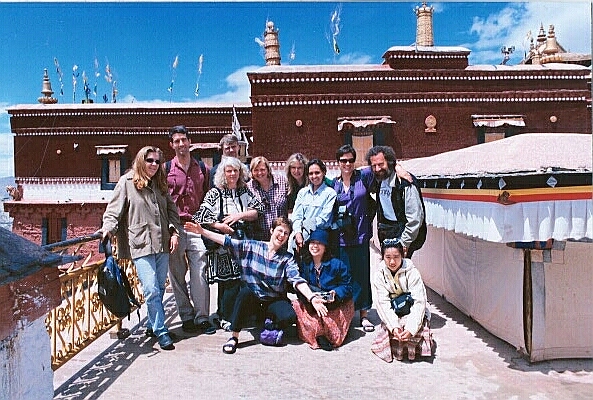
[335,205,356,236]
[318,291,335,302]
[231,220,248,240]
[335,206,349,228]
[234,228,245,240]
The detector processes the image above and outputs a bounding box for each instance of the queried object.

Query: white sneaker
[219,319,232,331]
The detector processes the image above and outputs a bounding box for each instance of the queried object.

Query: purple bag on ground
[259,318,284,346]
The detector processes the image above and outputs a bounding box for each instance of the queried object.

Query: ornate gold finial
[543,24,559,54]
[38,69,58,104]
[264,21,281,66]
[536,23,546,45]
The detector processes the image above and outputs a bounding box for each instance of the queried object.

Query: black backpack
[98,238,141,319]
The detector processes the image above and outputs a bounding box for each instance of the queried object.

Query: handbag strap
[212,187,224,222]
[102,237,113,259]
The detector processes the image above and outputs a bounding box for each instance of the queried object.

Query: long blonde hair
[132,146,168,194]
[285,152,308,196]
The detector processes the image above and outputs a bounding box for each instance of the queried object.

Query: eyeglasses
[145,158,161,165]
[339,158,356,164]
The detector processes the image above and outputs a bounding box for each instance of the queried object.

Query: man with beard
[366,146,426,259]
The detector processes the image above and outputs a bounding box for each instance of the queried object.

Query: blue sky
[0,1,591,177]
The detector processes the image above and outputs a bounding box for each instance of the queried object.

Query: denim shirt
[300,257,353,302]
[291,182,336,238]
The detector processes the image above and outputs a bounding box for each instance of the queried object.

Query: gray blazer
[102,170,181,260]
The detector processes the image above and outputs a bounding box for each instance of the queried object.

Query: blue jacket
[300,257,353,303]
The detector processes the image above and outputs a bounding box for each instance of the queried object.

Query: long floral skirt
[292,298,355,350]
[370,319,434,362]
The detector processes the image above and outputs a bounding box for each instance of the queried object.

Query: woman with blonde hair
[248,156,288,241]
[285,152,308,214]
[100,146,181,351]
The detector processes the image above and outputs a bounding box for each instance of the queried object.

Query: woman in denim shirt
[289,159,336,254]
[292,229,354,350]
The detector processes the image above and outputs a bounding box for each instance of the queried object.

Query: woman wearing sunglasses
[331,145,377,333]
[100,146,182,351]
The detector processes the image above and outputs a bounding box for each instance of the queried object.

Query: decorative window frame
[96,145,128,190]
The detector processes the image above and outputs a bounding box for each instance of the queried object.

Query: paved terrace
[54,246,593,399]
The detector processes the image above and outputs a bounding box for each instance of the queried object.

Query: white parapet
[0,317,54,400]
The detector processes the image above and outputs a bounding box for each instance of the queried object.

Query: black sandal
[361,317,375,332]
[222,337,238,354]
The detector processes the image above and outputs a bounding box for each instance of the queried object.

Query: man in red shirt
[167,125,216,334]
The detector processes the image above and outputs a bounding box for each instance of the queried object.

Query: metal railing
[44,234,143,370]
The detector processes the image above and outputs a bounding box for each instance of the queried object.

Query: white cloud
[333,52,374,65]
[200,65,260,104]
[0,103,14,177]
[468,2,591,65]
[431,2,445,14]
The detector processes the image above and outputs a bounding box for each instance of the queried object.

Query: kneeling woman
[292,229,354,351]
[371,239,433,362]
[184,216,326,354]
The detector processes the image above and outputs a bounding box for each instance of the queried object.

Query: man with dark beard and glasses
[366,146,426,259]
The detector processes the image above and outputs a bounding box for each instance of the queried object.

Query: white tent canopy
[404,133,592,361]
[402,133,592,242]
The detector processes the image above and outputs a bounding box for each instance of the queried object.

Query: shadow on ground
[53,297,181,399]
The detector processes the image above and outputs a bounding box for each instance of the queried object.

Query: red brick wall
[5,202,107,263]
[11,106,251,178]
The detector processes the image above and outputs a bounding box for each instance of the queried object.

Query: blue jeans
[134,252,170,338]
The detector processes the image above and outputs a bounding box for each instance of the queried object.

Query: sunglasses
[339,158,356,164]
[145,158,161,165]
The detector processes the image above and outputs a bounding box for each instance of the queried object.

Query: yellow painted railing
[44,236,143,370]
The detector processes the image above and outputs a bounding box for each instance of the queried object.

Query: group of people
[98,125,434,361]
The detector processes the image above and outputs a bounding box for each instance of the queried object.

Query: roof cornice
[249,69,590,85]
[251,91,589,107]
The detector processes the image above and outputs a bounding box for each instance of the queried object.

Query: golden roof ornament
[536,23,546,46]
[38,69,57,104]
[543,24,559,55]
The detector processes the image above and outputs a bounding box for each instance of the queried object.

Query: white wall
[0,317,54,400]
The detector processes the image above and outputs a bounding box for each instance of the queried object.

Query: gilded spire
[38,69,57,104]
[543,24,559,54]
[536,23,546,46]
